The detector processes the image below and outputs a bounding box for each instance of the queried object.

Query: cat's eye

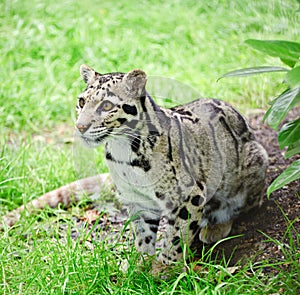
[101,101,114,111]
[78,97,85,108]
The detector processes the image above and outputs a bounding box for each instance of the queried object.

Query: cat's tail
[1,173,113,227]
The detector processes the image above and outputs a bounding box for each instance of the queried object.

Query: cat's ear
[123,69,147,98]
[80,64,100,85]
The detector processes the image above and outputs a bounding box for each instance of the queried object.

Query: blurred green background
[1,0,299,133]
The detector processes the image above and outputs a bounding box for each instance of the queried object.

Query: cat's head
[76,65,147,146]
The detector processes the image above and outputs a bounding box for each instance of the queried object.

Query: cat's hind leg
[199,220,233,244]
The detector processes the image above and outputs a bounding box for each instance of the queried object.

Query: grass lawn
[0,0,299,294]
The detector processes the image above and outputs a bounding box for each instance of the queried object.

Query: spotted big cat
[74,65,268,264]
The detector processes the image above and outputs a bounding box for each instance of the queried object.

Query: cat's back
[171,98,254,143]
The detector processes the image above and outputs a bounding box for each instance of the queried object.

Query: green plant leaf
[278,117,300,149]
[285,140,300,159]
[245,39,300,68]
[280,58,296,68]
[218,66,288,81]
[285,66,300,87]
[267,159,300,197]
[263,87,300,130]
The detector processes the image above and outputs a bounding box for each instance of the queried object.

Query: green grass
[0,0,299,294]
[1,216,299,294]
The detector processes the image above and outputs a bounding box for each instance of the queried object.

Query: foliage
[220,39,300,197]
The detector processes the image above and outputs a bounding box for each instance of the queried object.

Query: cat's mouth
[78,135,104,148]
[77,128,113,147]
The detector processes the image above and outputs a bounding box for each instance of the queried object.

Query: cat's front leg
[133,210,161,256]
[157,205,202,265]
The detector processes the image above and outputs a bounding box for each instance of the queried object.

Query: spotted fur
[74,65,268,264]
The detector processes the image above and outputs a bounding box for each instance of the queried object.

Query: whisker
[102,131,147,150]
[109,130,158,142]
[83,122,161,151]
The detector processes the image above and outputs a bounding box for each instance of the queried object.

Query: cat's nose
[76,123,91,134]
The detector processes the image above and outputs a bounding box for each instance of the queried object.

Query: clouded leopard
[3,65,268,265]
